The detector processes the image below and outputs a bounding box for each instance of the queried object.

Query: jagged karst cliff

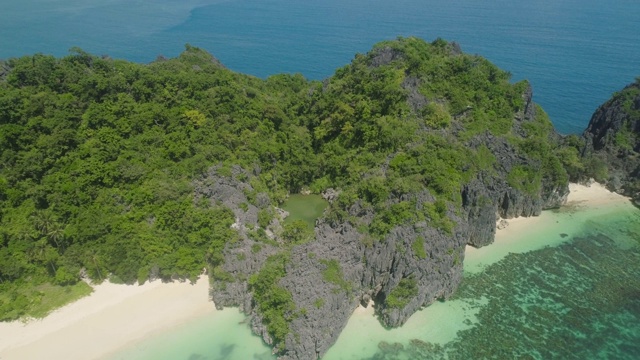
[582,79,640,204]
[197,38,570,359]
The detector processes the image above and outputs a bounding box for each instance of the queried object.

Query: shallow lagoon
[108,308,274,360]
[281,194,328,229]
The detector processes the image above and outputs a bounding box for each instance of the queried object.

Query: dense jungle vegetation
[0,37,576,321]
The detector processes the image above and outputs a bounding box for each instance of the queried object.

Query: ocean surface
[3,1,639,359]
[2,0,639,134]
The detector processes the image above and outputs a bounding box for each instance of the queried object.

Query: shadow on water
[218,344,236,360]
[187,343,236,360]
[253,351,277,360]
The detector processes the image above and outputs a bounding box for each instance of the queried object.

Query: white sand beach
[0,276,214,360]
[327,181,638,360]
[494,182,630,241]
[565,181,630,206]
[465,182,632,272]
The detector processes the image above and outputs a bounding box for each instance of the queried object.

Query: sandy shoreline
[465,182,632,271]
[494,182,630,241]
[346,184,632,315]
[328,182,637,359]
[0,276,214,360]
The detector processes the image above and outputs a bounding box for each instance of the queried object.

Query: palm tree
[32,210,55,235]
[46,223,66,251]
[27,238,48,265]
[24,232,61,275]
[15,226,35,243]
[32,210,67,250]
[85,248,103,281]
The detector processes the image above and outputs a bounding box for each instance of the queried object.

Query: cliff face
[582,80,640,203]
[278,190,467,359]
[461,88,569,247]
[195,38,571,359]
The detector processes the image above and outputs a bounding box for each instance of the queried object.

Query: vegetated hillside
[0,37,573,358]
[0,45,314,320]
[581,78,640,204]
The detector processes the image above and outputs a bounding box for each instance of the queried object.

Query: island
[0,37,637,359]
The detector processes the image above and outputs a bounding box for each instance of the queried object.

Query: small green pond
[281,194,328,229]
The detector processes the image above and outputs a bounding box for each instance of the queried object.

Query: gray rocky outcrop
[193,166,280,311]
[196,160,565,359]
[190,82,571,359]
[0,61,10,81]
[275,191,467,359]
[194,165,469,359]
[460,85,569,247]
[582,80,640,202]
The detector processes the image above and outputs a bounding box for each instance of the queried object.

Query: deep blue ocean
[1,0,639,134]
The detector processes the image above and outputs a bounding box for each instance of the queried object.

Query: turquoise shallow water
[109,308,275,360]
[1,0,640,134]
[108,199,640,360]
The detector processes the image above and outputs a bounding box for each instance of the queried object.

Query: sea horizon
[1,0,639,134]
[1,1,639,359]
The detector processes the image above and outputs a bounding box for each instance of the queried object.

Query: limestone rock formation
[195,38,572,359]
[582,79,640,203]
